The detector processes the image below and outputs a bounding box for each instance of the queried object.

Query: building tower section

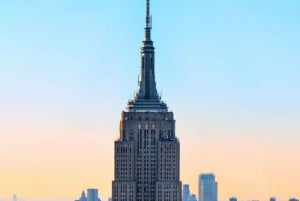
[112,1,182,201]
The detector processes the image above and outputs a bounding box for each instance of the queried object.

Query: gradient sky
[0,1,300,201]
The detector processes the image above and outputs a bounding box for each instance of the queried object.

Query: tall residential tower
[112,1,182,201]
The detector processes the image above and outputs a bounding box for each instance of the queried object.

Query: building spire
[126,0,168,112]
[146,0,151,28]
[145,0,152,40]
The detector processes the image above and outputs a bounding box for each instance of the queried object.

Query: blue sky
[0,1,300,201]
[1,0,299,115]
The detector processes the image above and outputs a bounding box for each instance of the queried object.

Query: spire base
[127,98,168,112]
[126,0,168,112]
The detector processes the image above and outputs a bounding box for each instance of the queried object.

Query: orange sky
[1,112,299,201]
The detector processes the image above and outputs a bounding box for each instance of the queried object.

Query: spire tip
[146,0,151,28]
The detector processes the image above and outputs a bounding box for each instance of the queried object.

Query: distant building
[87,189,101,201]
[75,191,87,201]
[289,198,299,201]
[229,197,237,201]
[188,194,197,201]
[75,189,101,201]
[183,184,191,201]
[182,184,198,201]
[13,194,17,201]
[270,197,276,201]
[198,173,217,201]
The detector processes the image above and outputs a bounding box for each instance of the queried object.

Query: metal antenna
[146,0,151,28]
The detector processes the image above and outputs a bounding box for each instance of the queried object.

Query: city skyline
[1,1,300,201]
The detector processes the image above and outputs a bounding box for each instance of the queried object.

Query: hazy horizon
[1,1,299,201]
[1,198,298,201]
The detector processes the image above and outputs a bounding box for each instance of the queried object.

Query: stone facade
[113,112,181,201]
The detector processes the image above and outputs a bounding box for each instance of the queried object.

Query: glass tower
[198,174,217,201]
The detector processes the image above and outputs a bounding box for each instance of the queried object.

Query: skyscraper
[112,1,182,201]
[87,189,101,201]
[198,174,217,201]
[183,184,191,201]
[75,189,101,201]
[188,195,197,201]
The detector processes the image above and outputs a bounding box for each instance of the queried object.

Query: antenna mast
[146,0,152,28]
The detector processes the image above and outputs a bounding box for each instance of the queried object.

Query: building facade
[112,1,182,201]
[183,184,198,201]
[87,189,101,201]
[183,184,191,201]
[198,174,217,201]
[188,195,197,201]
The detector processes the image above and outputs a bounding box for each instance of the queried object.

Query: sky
[0,0,300,201]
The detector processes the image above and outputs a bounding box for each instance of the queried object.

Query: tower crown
[127,0,168,112]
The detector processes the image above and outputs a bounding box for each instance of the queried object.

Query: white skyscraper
[198,174,217,201]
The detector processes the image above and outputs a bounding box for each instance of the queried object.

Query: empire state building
[112,1,182,201]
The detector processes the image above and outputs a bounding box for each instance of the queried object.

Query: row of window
[123,115,173,121]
